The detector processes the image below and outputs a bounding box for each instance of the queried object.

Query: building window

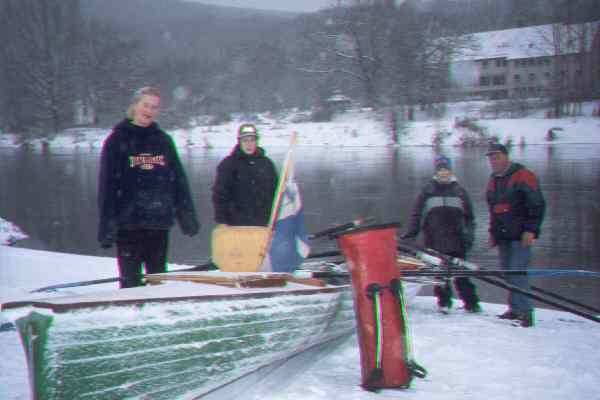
[514,74,521,81]
[480,76,491,86]
[529,73,536,81]
[492,75,506,85]
[495,59,507,67]
[482,60,489,68]
[545,72,551,79]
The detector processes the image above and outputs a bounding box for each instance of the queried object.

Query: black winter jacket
[486,162,545,242]
[97,119,199,246]
[404,177,475,257]
[212,145,278,226]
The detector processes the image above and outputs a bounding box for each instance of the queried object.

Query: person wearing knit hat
[212,123,278,226]
[402,154,481,313]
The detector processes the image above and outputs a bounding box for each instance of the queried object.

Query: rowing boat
[1,267,357,399]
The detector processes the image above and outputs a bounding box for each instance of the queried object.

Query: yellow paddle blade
[211,225,271,272]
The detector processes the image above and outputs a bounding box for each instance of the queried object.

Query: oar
[29,221,362,294]
[396,269,599,278]
[397,240,600,324]
[398,240,600,315]
[309,217,375,240]
[29,261,218,293]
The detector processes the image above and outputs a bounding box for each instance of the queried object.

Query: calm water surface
[1,144,599,310]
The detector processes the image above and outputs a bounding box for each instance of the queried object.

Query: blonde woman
[97,87,199,288]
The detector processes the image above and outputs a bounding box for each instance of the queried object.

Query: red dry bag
[336,223,426,391]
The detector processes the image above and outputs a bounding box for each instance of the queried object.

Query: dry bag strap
[390,279,428,380]
[364,283,384,391]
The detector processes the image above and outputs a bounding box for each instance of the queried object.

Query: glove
[181,219,200,237]
[400,232,416,240]
[100,239,113,249]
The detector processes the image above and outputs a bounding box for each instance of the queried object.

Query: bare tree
[75,19,148,126]
[0,0,82,137]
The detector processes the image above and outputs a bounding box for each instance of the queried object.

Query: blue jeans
[497,241,532,315]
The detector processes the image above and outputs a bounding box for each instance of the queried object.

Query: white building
[448,22,600,101]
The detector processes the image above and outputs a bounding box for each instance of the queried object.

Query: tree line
[0,0,595,137]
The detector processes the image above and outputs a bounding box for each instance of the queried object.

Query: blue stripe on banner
[266,175,310,273]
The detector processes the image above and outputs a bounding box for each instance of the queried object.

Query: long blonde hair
[127,86,161,119]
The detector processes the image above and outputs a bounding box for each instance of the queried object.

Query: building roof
[454,21,600,62]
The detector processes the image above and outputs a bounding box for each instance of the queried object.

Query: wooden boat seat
[145,272,326,288]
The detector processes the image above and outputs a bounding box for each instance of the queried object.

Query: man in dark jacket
[403,155,480,313]
[486,143,545,327]
[212,123,278,226]
[97,87,199,288]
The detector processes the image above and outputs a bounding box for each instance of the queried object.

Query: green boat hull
[13,285,354,399]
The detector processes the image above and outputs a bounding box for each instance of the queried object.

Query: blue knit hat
[434,154,452,170]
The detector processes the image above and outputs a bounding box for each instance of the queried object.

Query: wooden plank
[145,273,287,288]
[146,273,326,288]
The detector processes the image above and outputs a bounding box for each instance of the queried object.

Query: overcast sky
[187,0,336,13]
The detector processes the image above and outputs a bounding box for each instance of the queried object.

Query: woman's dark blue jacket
[97,119,199,247]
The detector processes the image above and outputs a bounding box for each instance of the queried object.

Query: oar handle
[309,217,375,240]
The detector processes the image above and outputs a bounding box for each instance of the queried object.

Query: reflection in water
[1,144,599,310]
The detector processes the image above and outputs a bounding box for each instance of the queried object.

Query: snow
[1,245,599,400]
[2,102,600,399]
[2,100,600,151]
[0,218,27,246]
[453,22,600,61]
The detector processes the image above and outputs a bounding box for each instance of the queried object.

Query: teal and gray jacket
[404,176,475,257]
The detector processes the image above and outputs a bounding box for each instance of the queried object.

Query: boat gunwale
[2,284,352,314]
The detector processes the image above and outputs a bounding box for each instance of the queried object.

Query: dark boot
[434,280,453,312]
[497,310,519,320]
[454,277,481,312]
[516,310,535,328]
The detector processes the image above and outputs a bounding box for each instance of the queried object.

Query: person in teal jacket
[403,155,480,313]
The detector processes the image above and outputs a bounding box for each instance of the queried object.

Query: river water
[1,144,599,311]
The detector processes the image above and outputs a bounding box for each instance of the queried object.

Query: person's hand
[521,231,535,247]
[100,239,113,249]
[400,232,415,240]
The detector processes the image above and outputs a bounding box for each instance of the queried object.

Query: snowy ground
[1,245,600,400]
[0,242,600,400]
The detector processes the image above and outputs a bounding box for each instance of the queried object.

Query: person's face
[132,94,160,127]
[487,152,510,174]
[240,136,257,155]
[436,168,452,183]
